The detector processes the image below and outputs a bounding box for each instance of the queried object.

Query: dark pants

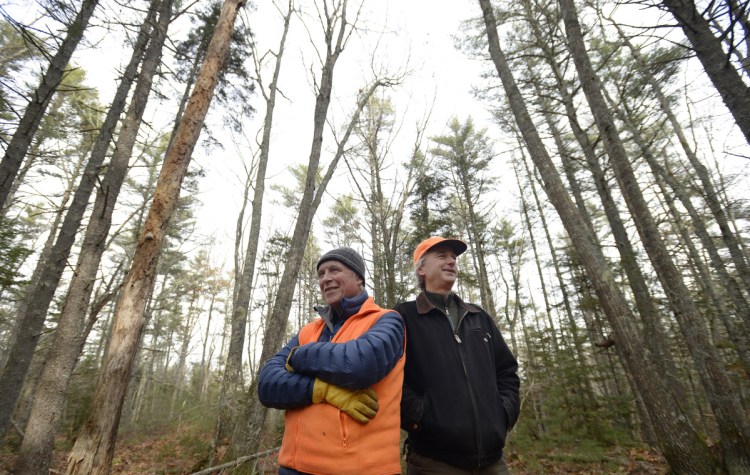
[406,452,510,475]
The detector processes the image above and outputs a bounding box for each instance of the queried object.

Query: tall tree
[431,117,497,313]
[558,0,750,468]
[0,0,162,446]
[0,0,99,208]
[477,0,719,471]
[65,1,245,473]
[659,0,750,147]
[212,0,292,458]
[344,94,418,307]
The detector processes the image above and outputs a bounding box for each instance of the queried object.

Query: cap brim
[427,238,467,256]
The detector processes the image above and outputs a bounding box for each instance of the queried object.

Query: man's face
[418,244,458,293]
[318,260,362,306]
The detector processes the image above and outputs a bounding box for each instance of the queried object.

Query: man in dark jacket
[395,236,520,474]
[258,247,405,475]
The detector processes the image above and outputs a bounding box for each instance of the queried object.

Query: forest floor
[1,427,668,474]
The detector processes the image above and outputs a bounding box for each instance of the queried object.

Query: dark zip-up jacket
[395,292,520,469]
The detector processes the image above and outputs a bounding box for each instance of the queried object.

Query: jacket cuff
[285,346,299,372]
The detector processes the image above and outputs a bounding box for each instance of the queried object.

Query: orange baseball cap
[413,237,467,265]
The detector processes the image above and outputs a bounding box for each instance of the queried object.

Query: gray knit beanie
[317,247,366,283]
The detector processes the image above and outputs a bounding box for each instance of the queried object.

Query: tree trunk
[212,1,292,458]
[660,0,750,147]
[11,2,168,470]
[478,0,718,471]
[559,0,750,469]
[0,0,99,208]
[169,295,198,418]
[0,0,157,443]
[65,1,243,473]
[612,20,750,293]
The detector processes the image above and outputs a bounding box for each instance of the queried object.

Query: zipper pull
[454,333,462,343]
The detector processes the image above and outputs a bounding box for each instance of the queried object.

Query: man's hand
[312,379,379,424]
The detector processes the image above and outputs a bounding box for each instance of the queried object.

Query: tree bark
[0,0,100,208]
[212,0,293,458]
[0,0,157,443]
[660,0,750,147]
[65,1,243,473]
[477,0,718,471]
[558,0,750,469]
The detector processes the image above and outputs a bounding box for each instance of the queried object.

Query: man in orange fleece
[258,247,405,475]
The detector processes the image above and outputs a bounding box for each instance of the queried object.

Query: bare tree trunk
[459,184,496,315]
[0,0,99,208]
[612,94,750,372]
[478,0,719,471]
[559,0,750,469]
[513,158,559,352]
[611,20,750,292]
[0,0,157,443]
[660,0,750,147]
[12,2,170,471]
[343,96,422,308]
[200,294,215,401]
[212,0,293,459]
[65,2,243,473]
[169,295,198,418]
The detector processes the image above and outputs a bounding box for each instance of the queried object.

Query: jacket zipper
[452,308,483,467]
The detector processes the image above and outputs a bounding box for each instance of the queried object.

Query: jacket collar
[415,291,481,315]
[315,290,369,333]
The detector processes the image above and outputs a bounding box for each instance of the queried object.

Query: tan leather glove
[312,379,379,424]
